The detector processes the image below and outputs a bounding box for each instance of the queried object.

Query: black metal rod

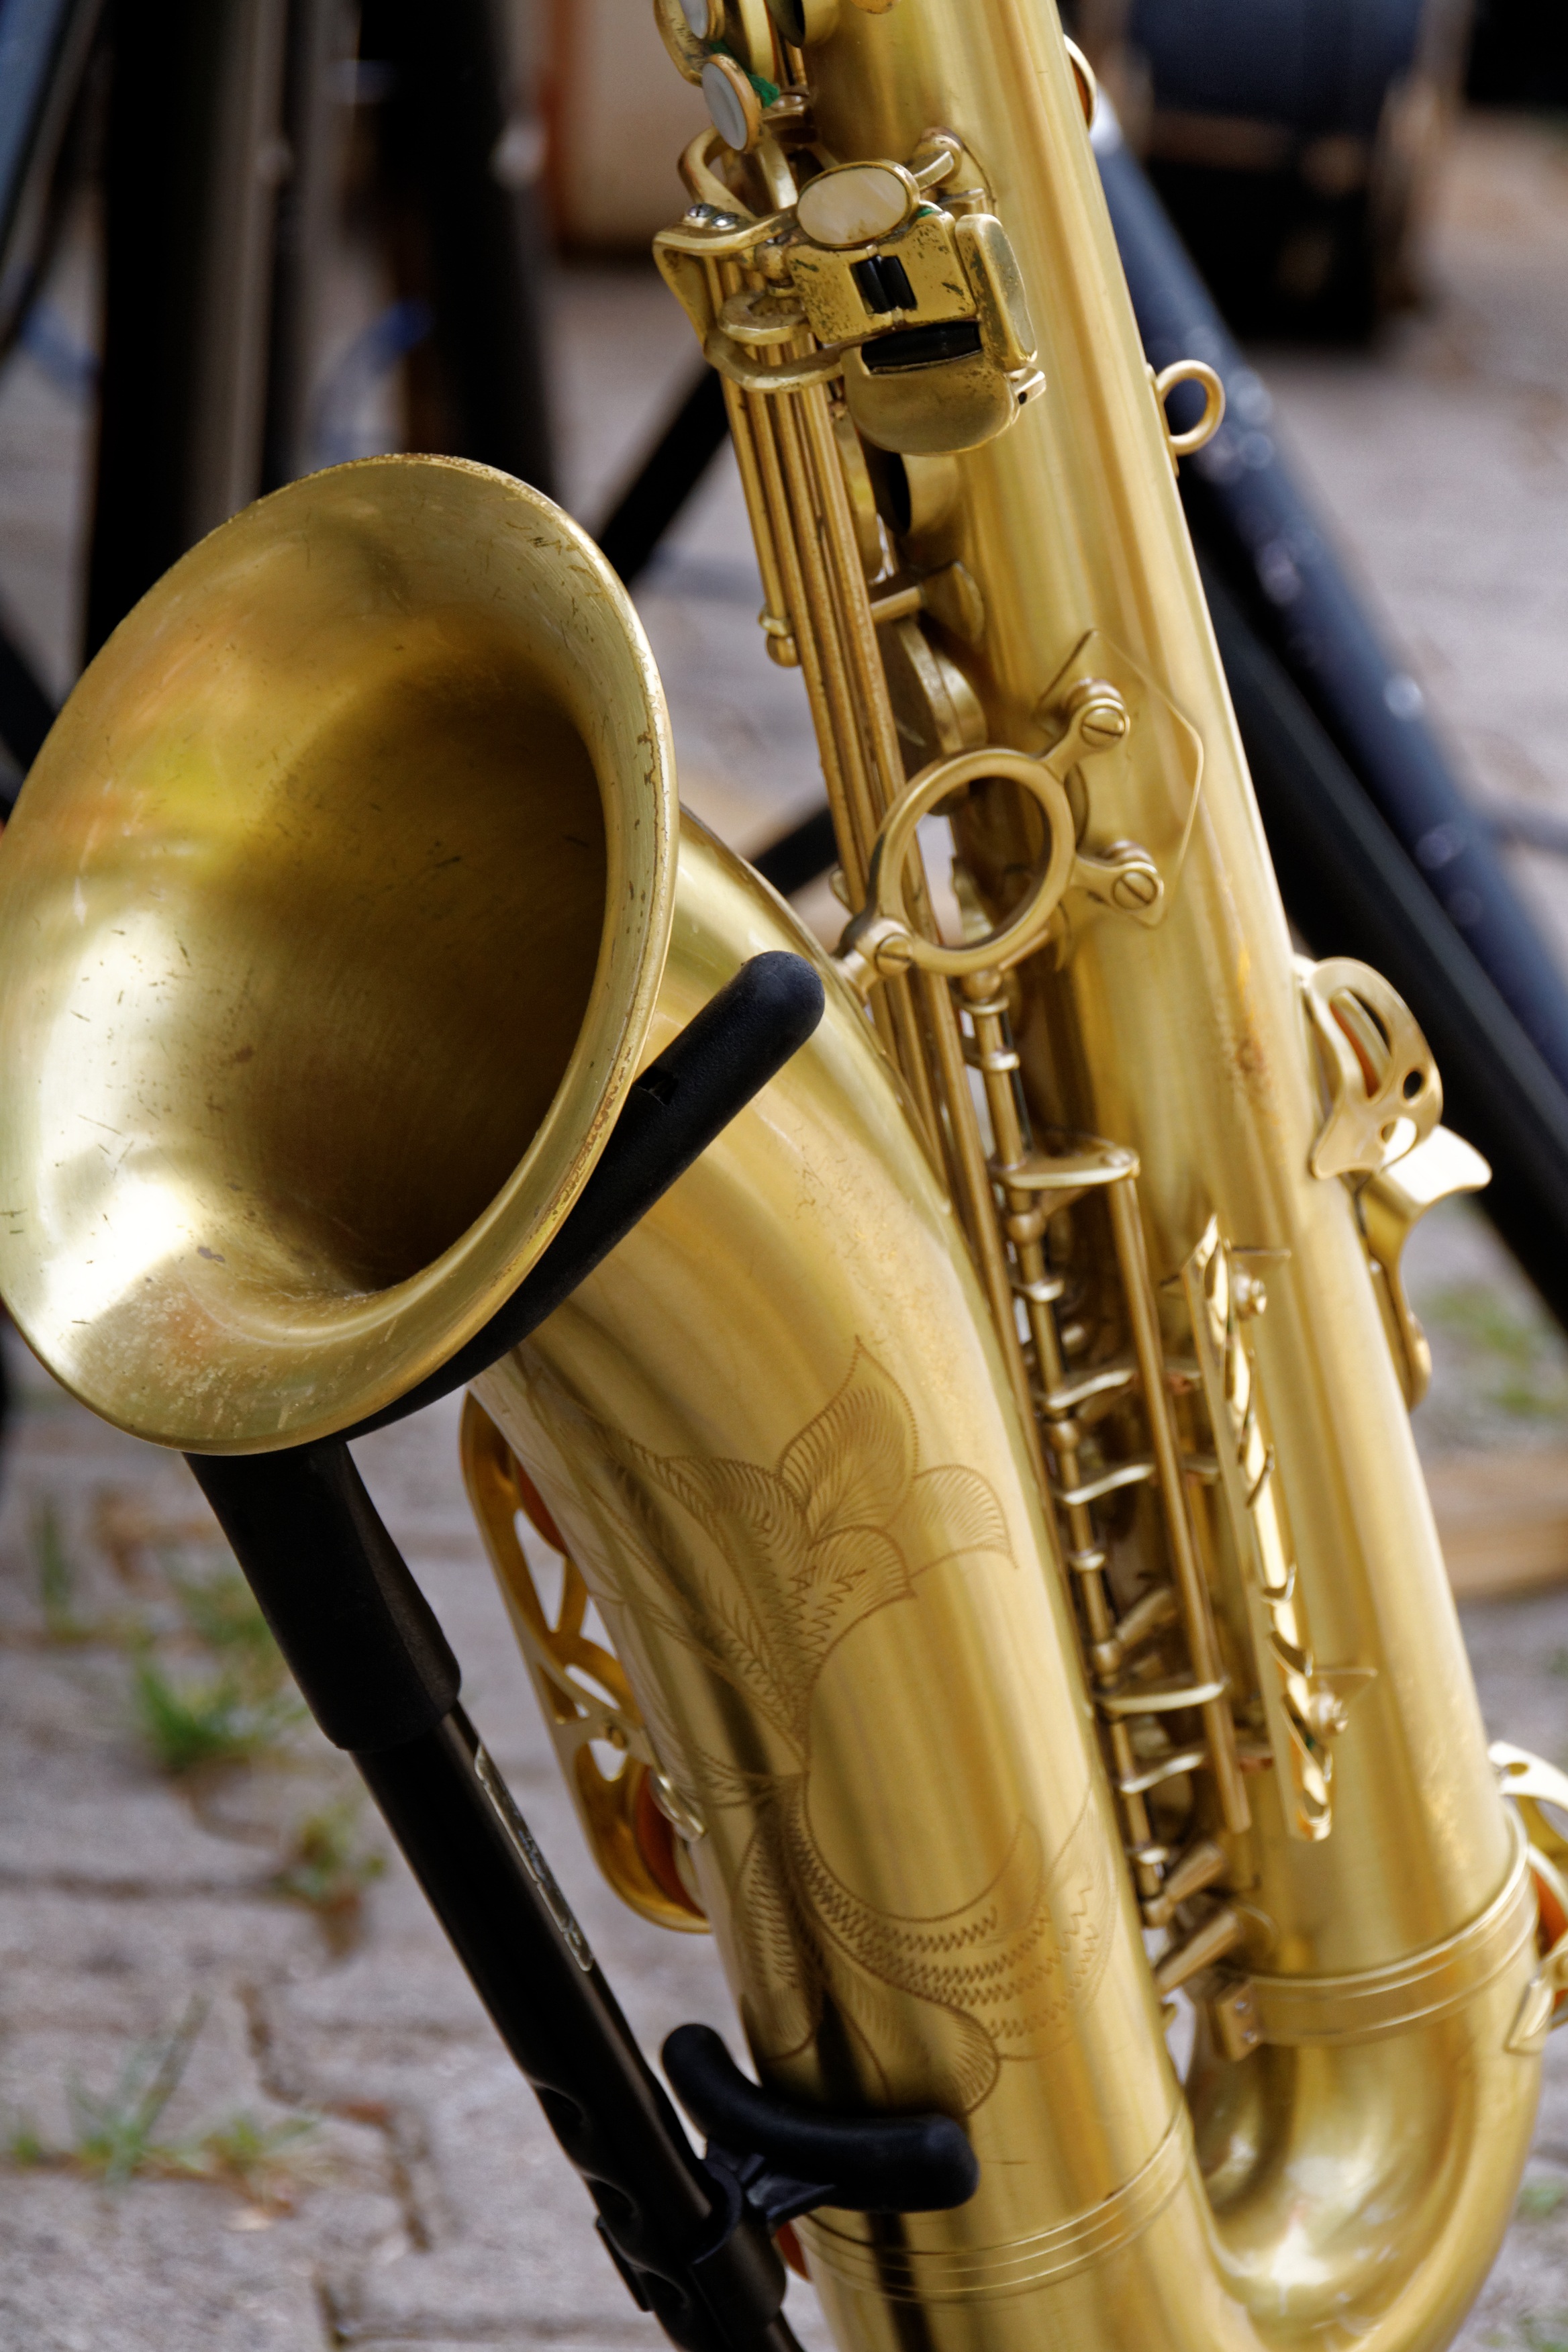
[175,1463,800,2352]
[1096,117,1568,1102]
[85,0,289,654]
[260,0,342,491]
[1204,558,1568,1334]
[0,607,55,789]
[752,806,838,902]
[0,0,104,353]
[190,1437,460,1750]
[597,369,731,588]
[356,1712,800,2352]
[365,0,555,495]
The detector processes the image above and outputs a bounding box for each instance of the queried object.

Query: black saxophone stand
[1093,123,1568,1331]
[189,952,979,2352]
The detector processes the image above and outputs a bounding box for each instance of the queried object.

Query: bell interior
[56,616,607,1305]
[0,458,674,1444]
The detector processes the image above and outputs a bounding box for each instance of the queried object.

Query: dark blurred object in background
[0,0,102,777]
[1071,0,1473,338]
[0,0,104,353]
[85,0,291,655]
[65,0,555,657]
[1466,0,1568,104]
[360,0,554,497]
[0,618,54,801]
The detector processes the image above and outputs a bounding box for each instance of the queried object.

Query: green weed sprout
[272,1800,386,1926]
[67,1997,209,2187]
[132,1658,302,1777]
[32,1500,85,1642]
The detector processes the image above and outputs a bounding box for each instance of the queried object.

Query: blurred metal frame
[84,0,291,654]
[0,0,103,779]
[363,0,556,497]
[262,0,354,491]
[85,0,556,653]
[0,0,105,350]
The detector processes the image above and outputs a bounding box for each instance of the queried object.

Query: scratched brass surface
[807,0,1514,1977]
[477,826,1538,2352]
[622,0,1538,2345]
[0,456,677,1451]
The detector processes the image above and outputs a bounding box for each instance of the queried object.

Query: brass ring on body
[1155,359,1226,458]
[848,746,1077,983]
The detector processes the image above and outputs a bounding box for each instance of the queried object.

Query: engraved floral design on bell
[511,1344,1118,2116]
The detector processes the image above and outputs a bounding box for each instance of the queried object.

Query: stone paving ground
[0,1336,806,2352]
[5,98,1568,2352]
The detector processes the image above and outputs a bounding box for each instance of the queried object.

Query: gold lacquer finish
[0,0,1552,2345]
[620,1,1544,2347]
[473,821,1180,2326]
[0,458,677,1450]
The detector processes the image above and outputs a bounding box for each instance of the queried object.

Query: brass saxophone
[0,2,1563,2348]
[477,3,1566,2344]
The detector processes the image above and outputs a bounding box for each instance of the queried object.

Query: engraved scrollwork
[489,1342,1119,2115]
[1181,1221,1375,1842]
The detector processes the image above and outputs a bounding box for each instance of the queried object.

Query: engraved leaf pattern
[777,1349,917,1536]
[509,1342,1112,2114]
[891,1463,1011,1572]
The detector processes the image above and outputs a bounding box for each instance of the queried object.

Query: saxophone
[477,4,1563,2343]
[0,3,1561,2349]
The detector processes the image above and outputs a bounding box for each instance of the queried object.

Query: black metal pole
[0,0,105,354]
[597,369,730,589]
[190,1434,799,2352]
[1095,115,1568,1104]
[0,610,55,795]
[85,0,289,652]
[365,0,554,494]
[260,0,344,490]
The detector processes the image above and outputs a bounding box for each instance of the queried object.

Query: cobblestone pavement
[5,105,1568,2352]
[0,1333,836,2352]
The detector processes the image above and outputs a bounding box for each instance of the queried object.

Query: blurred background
[4,3,1568,2345]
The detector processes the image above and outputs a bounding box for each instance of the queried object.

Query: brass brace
[1241,1815,1536,2047]
[799,2106,1191,2299]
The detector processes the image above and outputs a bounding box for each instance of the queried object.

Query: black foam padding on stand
[665,2025,979,2216]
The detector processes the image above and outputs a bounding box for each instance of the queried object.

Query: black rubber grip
[664,2025,979,2216]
